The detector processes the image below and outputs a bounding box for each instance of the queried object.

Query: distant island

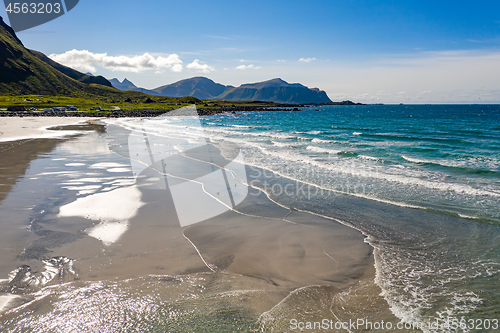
[323,100,365,106]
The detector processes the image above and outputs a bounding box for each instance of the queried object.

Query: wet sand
[0,117,94,142]
[0,118,391,332]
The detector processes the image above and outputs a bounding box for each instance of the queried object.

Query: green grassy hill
[0,16,86,95]
[0,16,148,100]
[29,49,112,87]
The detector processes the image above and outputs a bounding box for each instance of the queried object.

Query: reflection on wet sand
[0,120,389,332]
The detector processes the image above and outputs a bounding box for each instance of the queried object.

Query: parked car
[7,105,25,111]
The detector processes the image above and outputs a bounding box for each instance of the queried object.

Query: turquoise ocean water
[196,104,500,329]
[202,105,500,222]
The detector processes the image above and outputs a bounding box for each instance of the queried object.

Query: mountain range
[1,15,331,104]
[110,77,332,104]
[108,78,158,95]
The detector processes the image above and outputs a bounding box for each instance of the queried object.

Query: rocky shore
[0,106,302,118]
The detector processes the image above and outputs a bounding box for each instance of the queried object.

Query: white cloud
[186,59,215,73]
[171,64,183,72]
[299,57,316,63]
[235,64,260,70]
[48,49,183,73]
[277,59,286,62]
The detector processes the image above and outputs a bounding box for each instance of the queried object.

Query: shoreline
[0,117,394,330]
[0,119,377,285]
[0,117,97,142]
[0,106,304,118]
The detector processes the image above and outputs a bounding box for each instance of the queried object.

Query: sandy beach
[0,117,95,142]
[0,117,391,331]
[3,110,494,332]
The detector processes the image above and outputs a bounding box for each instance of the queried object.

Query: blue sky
[2,0,500,103]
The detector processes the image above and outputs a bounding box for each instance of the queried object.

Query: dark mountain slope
[0,16,85,94]
[153,76,231,99]
[219,78,331,104]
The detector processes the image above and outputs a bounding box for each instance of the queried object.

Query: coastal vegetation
[0,94,278,113]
